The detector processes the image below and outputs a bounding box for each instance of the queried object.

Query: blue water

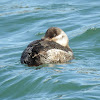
[0,0,100,100]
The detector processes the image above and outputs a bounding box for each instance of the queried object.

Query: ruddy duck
[20,27,74,66]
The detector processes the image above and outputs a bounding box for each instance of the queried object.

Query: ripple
[0,0,100,99]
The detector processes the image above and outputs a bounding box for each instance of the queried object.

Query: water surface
[0,0,100,100]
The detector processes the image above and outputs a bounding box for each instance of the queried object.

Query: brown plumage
[20,27,74,66]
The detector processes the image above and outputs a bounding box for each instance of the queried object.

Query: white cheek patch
[55,33,63,39]
[57,37,67,45]
[55,33,68,47]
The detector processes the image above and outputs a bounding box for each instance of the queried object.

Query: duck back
[20,40,73,66]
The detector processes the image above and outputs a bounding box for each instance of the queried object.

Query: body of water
[0,0,100,100]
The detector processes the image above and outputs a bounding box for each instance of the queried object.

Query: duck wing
[20,40,72,66]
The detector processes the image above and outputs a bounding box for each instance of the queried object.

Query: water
[0,0,100,99]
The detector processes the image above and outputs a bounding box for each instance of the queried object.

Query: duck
[20,27,74,66]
